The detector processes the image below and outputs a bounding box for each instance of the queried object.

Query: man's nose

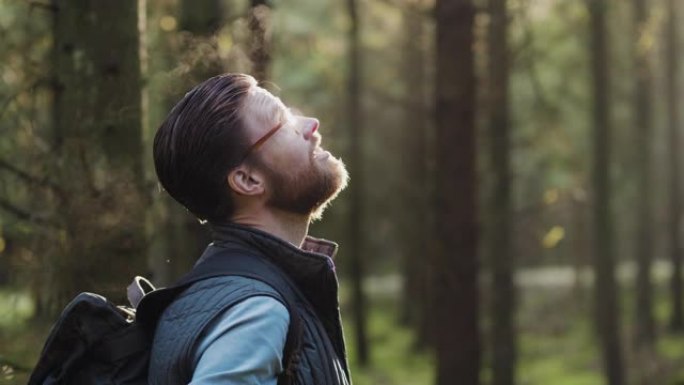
[304,118,319,140]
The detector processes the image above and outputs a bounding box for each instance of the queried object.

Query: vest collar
[208,222,350,381]
[207,222,341,314]
[208,222,338,259]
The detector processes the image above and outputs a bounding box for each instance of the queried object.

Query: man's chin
[331,158,349,192]
[313,149,332,160]
[309,158,349,222]
[265,153,349,221]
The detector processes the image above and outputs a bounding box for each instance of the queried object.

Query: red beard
[259,151,348,219]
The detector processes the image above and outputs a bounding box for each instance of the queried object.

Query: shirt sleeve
[190,295,290,385]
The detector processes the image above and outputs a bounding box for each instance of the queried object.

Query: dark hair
[153,73,256,222]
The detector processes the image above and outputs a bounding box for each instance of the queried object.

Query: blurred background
[1,0,683,384]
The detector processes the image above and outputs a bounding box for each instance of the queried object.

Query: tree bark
[346,0,370,367]
[399,3,432,348]
[665,0,684,332]
[632,0,655,347]
[488,0,516,383]
[434,1,479,384]
[50,0,147,313]
[588,0,625,384]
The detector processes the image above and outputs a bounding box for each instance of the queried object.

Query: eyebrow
[288,107,303,116]
[276,106,294,126]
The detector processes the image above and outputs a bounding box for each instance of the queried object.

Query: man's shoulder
[149,277,291,385]
[185,275,283,295]
[167,275,286,315]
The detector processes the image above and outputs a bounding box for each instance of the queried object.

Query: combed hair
[153,74,256,222]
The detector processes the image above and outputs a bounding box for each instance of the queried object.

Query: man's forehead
[253,87,286,111]
[242,86,287,128]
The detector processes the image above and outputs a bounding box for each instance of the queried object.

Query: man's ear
[227,166,265,196]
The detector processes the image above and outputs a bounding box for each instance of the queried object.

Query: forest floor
[344,259,684,385]
[2,262,684,385]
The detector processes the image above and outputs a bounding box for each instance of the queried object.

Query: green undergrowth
[342,296,435,385]
[513,282,684,385]
[0,289,45,384]
[515,287,602,385]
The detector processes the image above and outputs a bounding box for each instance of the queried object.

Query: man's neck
[231,209,310,247]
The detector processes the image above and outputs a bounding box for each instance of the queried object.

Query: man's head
[153,74,348,223]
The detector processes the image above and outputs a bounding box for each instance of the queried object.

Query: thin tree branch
[0,196,57,227]
[0,90,22,119]
[509,0,554,113]
[0,78,53,119]
[0,157,61,193]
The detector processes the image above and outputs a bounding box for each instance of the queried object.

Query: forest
[1,0,684,384]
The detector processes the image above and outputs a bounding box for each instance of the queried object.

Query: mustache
[312,132,322,149]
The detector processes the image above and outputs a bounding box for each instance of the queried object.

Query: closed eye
[284,108,307,136]
[285,116,301,135]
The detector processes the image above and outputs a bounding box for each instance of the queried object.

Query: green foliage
[0,290,47,385]
[0,0,52,234]
[516,292,603,385]
[0,290,32,330]
[343,297,435,385]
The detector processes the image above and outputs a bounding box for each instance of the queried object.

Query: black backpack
[28,246,303,385]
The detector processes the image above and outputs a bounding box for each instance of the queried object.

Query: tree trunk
[632,0,655,347]
[50,0,147,313]
[399,3,431,348]
[249,0,273,82]
[664,0,684,333]
[488,0,516,383]
[346,0,370,367]
[588,1,625,384]
[434,1,479,384]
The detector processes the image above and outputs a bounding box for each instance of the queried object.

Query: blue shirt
[190,296,290,385]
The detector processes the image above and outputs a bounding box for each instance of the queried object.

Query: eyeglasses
[238,121,284,164]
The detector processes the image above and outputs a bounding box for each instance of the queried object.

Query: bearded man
[149,73,351,385]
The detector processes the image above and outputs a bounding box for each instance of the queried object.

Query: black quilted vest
[148,223,351,385]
